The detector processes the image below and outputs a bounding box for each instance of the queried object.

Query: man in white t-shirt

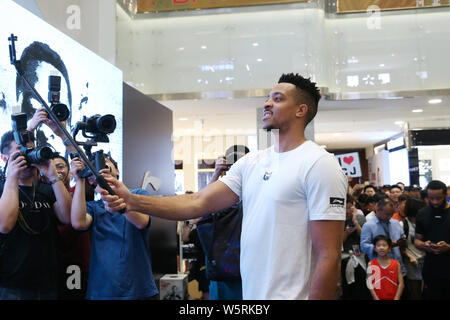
[100,73,348,300]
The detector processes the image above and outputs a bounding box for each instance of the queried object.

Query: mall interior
[0,0,450,302]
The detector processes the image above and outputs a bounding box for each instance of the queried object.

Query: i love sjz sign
[335,152,362,178]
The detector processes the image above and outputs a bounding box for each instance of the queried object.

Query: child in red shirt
[367,235,404,300]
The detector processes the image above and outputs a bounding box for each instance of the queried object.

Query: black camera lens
[26,146,54,164]
[96,115,116,134]
[50,103,70,122]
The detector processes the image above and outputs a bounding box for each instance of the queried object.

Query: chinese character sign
[335,152,362,178]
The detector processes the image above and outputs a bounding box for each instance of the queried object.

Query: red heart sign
[343,156,354,165]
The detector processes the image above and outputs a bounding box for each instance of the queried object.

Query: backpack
[196,202,242,281]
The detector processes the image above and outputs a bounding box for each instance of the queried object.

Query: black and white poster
[0,0,123,172]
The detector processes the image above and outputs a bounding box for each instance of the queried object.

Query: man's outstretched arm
[101,176,239,221]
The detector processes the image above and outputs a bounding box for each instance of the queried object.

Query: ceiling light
[252,42,259,47]
[200,45,207,50]
[256,58,263,62]
[179,117,188,121]
[394,121,405,125]
[428,99,442,104]
[412,109,423,113]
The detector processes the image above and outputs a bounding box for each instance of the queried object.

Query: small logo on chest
[263,171,272,181]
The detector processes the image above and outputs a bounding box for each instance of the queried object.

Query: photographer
[27,107,93,300]
[70,154,158,300]
[0,131,71,300]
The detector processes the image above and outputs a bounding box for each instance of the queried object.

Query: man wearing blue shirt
[70,155,158,300]
[360,197,407,276]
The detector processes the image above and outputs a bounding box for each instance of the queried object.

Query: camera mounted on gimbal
[11,112,55,164]
[71,114,117,179]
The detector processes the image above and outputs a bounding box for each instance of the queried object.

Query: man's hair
[398,194,409,203]
[357,193,370,205]
[373,234,392,248]
[364,185,376,192]
[0,131,15,155]
[346,193,354,204]
[426,180,447,195]
[390,185,402,192]
[278,73,321,126]
[53,154,69,168]
[405,197,426,219]
[377,197,394,209]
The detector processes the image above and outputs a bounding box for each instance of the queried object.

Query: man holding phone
[414,180,450,299]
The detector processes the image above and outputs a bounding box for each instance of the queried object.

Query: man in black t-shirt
[0,131,71,300]
[414,180,450,299]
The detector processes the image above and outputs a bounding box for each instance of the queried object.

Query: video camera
[71,114,117,179]
[11,113,54,164]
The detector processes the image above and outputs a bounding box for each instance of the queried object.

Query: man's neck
[18,176,34,187]
[376,215,389,223]
[273,129,307,153]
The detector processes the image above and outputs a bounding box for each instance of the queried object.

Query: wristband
[50,176,64,185]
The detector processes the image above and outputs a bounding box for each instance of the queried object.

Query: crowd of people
[341,180,450,300]
[1,73,449,300]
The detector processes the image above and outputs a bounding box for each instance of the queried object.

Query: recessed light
[178,118,189,121]
[256,58,263,62]
[201,45,207,50]
[379,64,385,67]
[428,99,442,104]
[394,121,405,125]
[252,42,259,47]
[412,109,423,113]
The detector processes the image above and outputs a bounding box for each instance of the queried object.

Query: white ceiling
[163,94,450,149]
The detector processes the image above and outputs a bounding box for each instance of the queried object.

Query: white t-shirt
[220,140,347,299]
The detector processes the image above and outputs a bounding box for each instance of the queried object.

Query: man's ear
[295,103,308,118]
[1,154,8,164]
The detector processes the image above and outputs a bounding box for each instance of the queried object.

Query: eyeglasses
[55,164,68,170]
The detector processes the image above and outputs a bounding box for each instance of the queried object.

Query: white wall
[16,0,117,65]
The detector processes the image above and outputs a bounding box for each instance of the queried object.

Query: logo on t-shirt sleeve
[330,197,345,208]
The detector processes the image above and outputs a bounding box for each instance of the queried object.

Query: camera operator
[70,154,158,300]
[0,131,71,300]
[27,107,94,300]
